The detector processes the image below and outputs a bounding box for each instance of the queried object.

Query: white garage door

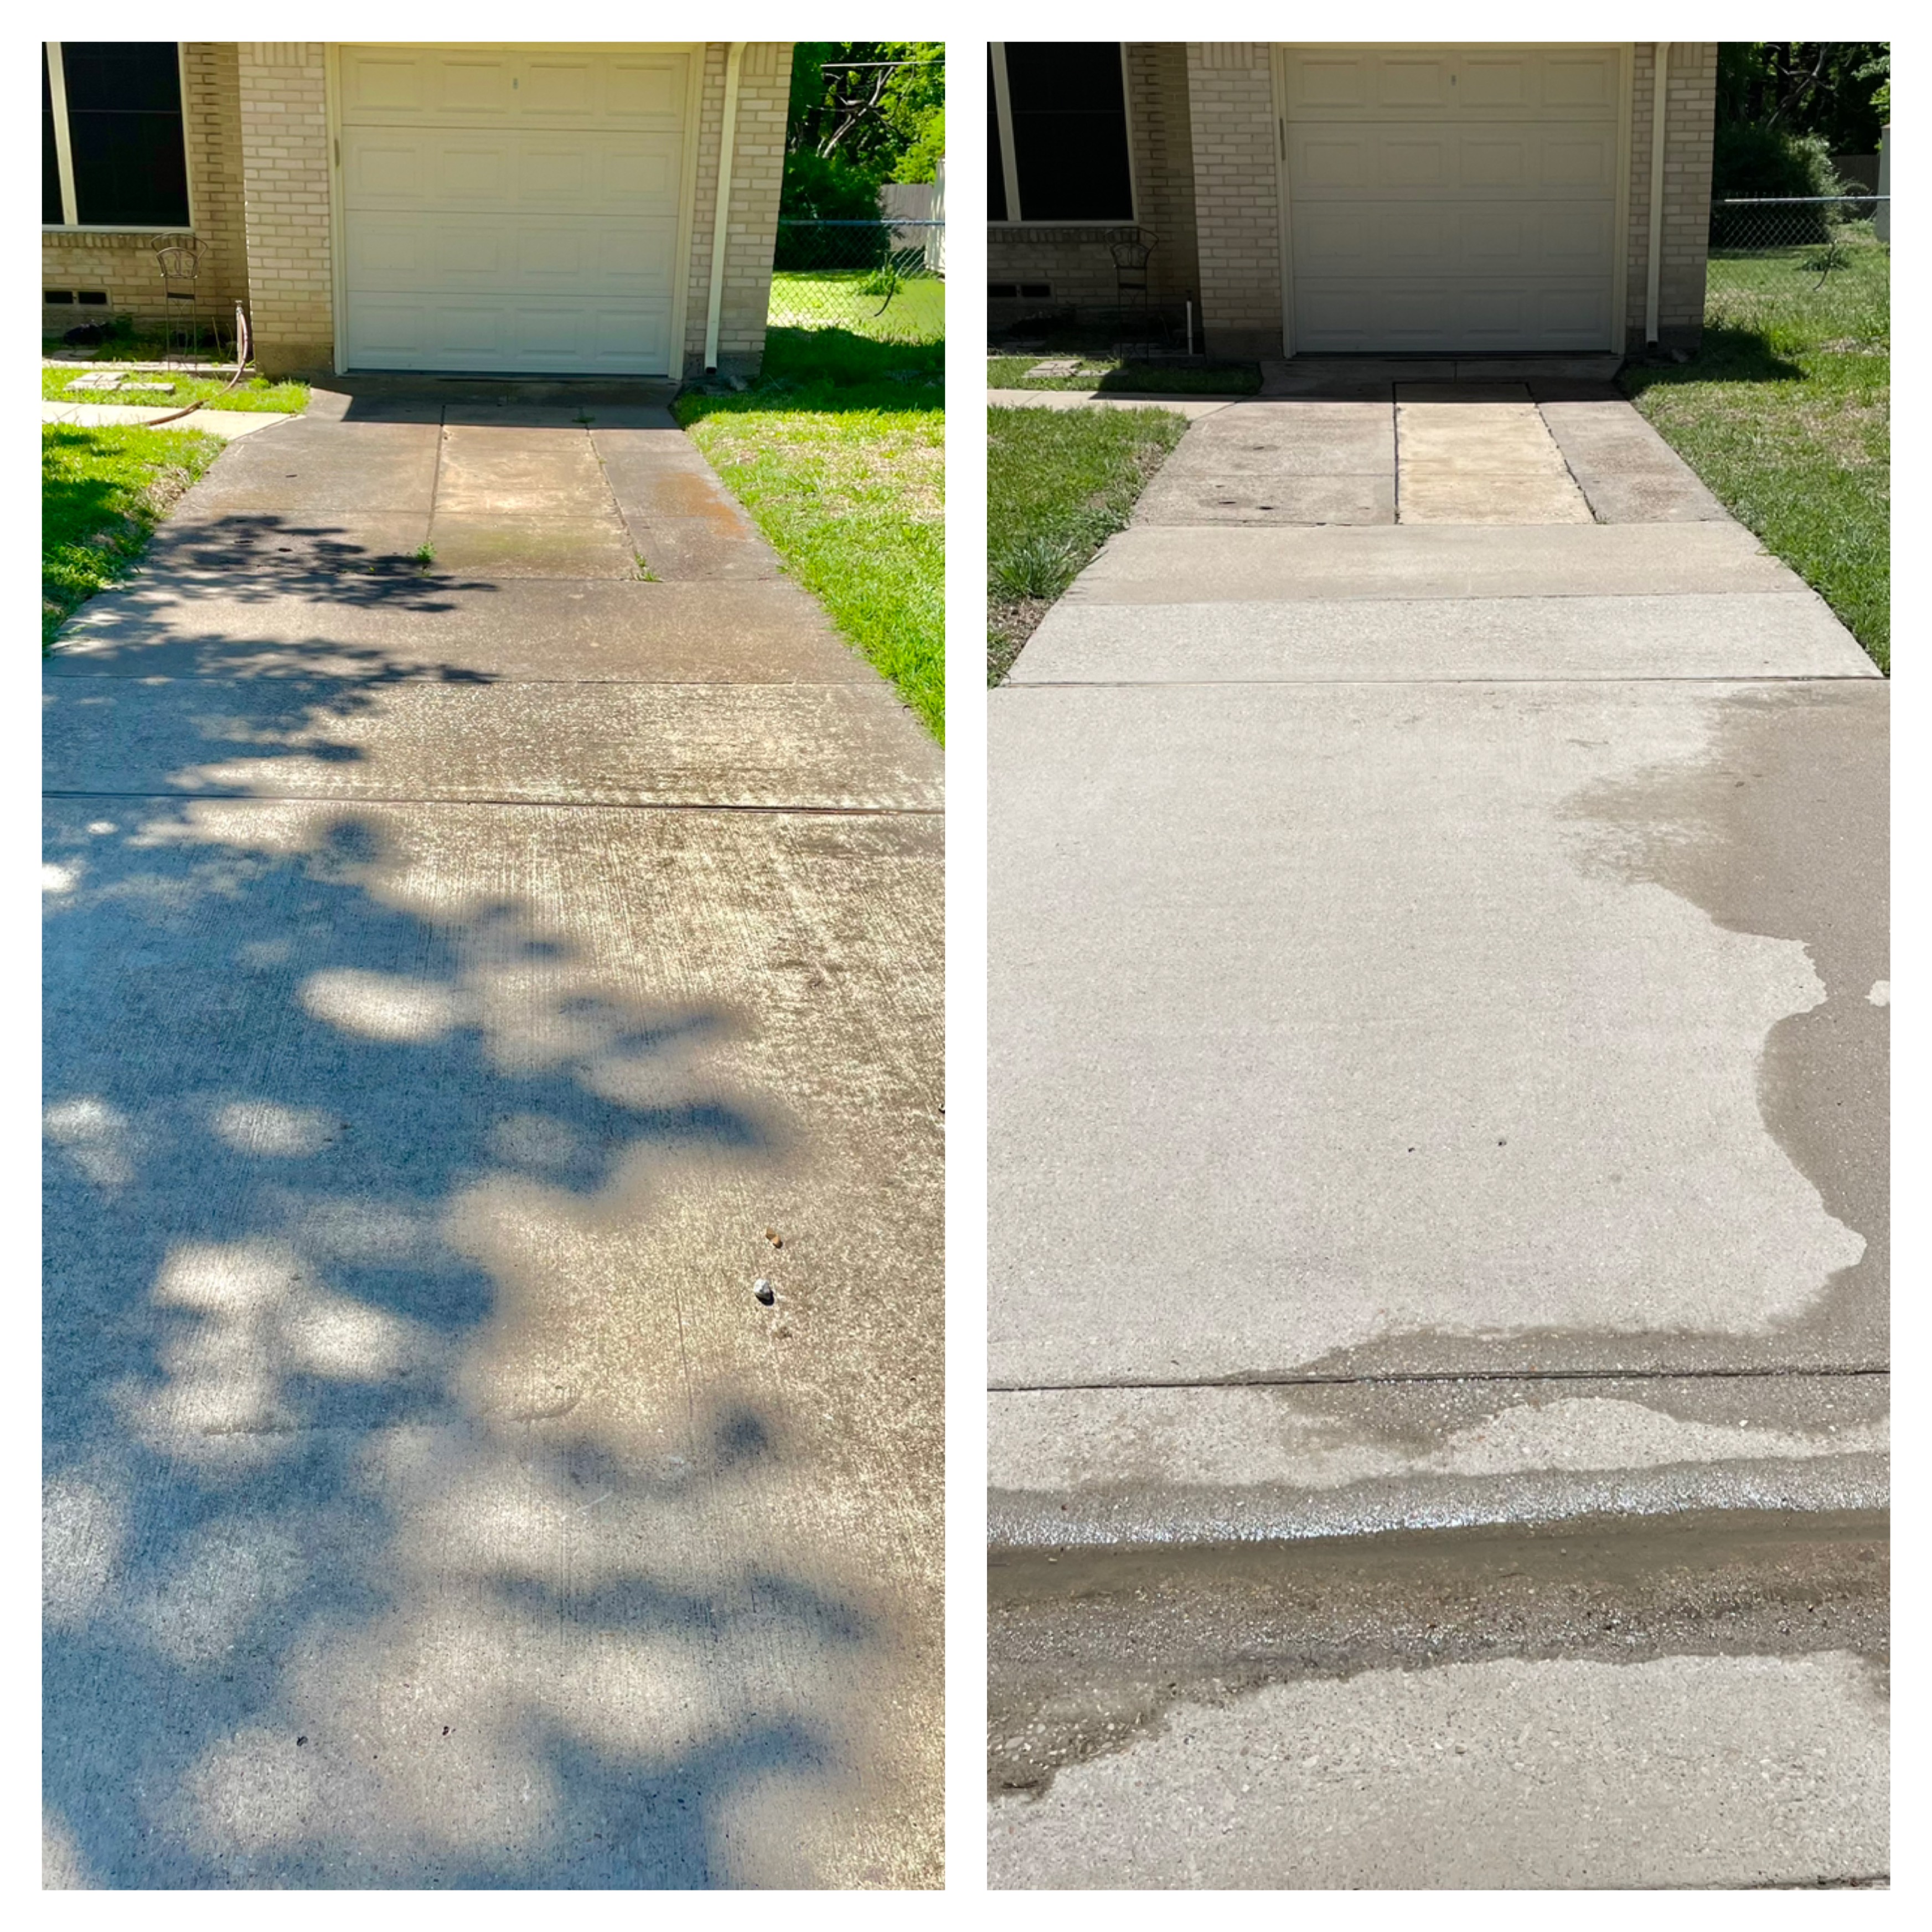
[338,45,690,375]
[1279,45,1622,353]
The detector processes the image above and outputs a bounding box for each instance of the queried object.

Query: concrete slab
[1070,523,1805,603]
[989,679,1885,1383]
[426,513,641,581]
[1539,400,1730,523]
[44,676,940,812]
[990,1650,1887,1887]
[1134,473,1394,526]
[1398,469,1595,525]
[44,794,942,1885]
[1009,592,1879,684]
[50,578,866,684]
[630,518,783,582]
[989,1375,1888,1546]
[41,402,292,441]
[145,515,435,577]
[167,421,442,515]
[434,427,616,516]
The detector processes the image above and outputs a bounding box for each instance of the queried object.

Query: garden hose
[140,304,252,428]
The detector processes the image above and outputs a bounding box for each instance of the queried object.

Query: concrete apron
[44,385,943,1887]
[990,369,1887,1883]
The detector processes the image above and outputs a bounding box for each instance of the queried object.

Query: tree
[783,42,944,211]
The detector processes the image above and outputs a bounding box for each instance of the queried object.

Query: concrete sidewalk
[989,365,1887,1886]
[44,381,943,1888]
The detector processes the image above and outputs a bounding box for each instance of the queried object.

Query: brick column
[1185,43,1284,358]
[683,43,794,378]
[237,43,334,376]
[1624,43,1717,352]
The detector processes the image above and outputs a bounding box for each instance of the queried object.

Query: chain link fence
[767,219,944,343]
[1706,195,1889,339]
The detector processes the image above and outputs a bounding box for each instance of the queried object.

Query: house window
[43,42,191,229]
[990,43,1134,224]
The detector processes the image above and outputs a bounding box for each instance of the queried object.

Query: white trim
[990,44,1019,223]
[45,44,79,228]
[1611,44,1634,353]
[704,42,745,373]
[1645,42,1671,344]
[988,41,1137,228]
[669,55,704,376]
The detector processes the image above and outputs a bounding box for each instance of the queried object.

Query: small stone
[763,1227,782,1249]
[753,1279,775,1306]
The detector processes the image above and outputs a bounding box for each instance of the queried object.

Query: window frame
[989,41,1138,228]
[42,41,195,234]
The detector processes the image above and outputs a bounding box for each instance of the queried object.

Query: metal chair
[1109,229,1156,309]
[154,234,218,360]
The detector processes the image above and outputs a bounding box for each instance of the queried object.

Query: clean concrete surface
[1010,592,1881,684]
[989,1651,1888,1888]
[988,359,1888,1885]
[45,386,943,1887]
[1394,390,1593,526]
[43,400,292,440]
[990,678,1884,1386]
[1070,521,1807,602]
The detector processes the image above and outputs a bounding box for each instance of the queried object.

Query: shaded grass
[988,354,1260,396]
[678,327,943,738]
[988,404,1187,684]
[1624,239,1888,670]
[42,423,221,647]
[43,366,309,414]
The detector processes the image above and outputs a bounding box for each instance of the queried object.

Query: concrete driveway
[989,362,1886,1886]
[44,381,943,1887]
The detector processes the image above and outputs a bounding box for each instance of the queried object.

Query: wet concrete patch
[988,1510,1888,1807]
[1564,681,1888,1366]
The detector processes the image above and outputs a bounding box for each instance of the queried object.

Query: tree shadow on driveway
[43,787,888,1886]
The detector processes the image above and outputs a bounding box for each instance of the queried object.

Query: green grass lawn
[988,404,1187,684]
[767,270,944,345]
[43,423,221,648]
[987,354,1261,396]
[43,365,309,414]
[679,328,943,737]
[1624,235,1889,670]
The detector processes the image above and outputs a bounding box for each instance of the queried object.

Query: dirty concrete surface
[44,381,943,1887]
[988,359,1887,1885]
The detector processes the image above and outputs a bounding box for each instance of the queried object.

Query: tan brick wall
[1623,42,1717,349]
[1185,42,1283,357]
[237,42,334,375]
[42,43,248,337]
[683,43,793,376]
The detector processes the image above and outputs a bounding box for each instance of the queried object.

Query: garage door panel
[1283,44,1621,353]
[1291,125,1616,200]
[1285,45,1619,120]
[339,47,689,375]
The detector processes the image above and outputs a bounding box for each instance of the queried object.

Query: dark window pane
[60,43,190,226]
[989,52,1008,220]
[44,48,64,224]
[1004,43,1133,221]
